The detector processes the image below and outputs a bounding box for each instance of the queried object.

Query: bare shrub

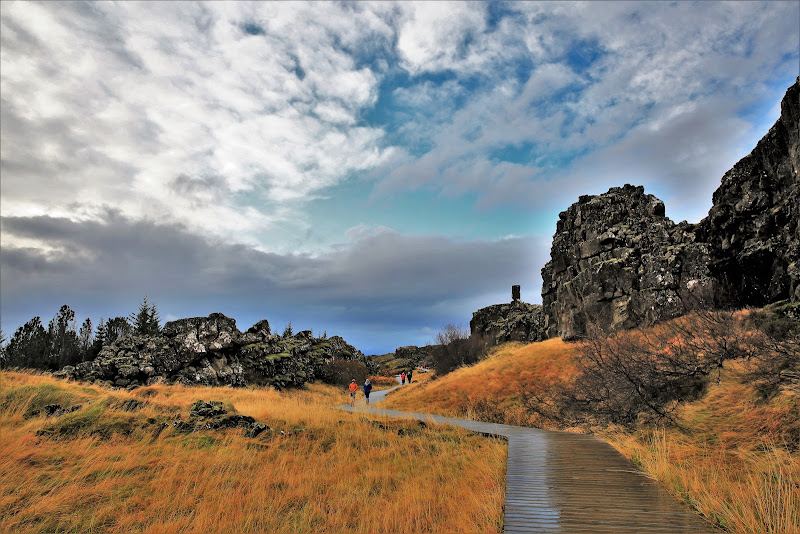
[431,324,487,375]
[319,358,367,387]
[555,310,757,426]
[742,309,800,398]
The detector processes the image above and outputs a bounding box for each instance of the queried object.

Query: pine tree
[283,321,293,338]
[106,316,132,344]
[93,317,107,353]
[6,317,49,369]
[48,305,80,368]
[130,296,161,336]
[148,301,161,335]
[79,318,93,356]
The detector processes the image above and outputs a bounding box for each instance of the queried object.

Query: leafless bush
[742,309,800,398]
[431,324,487,375]
[319,358,367,386]
[555,309,756,426]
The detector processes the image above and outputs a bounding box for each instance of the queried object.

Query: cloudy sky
[1,1,798,354]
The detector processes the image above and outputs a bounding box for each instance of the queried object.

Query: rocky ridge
[540,77,799,339]
[57,313,376,389]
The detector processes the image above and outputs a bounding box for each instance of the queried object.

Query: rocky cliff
[541,186,713,339]
[58,313,375,389]
[540,77,799,339]
[470,289,547,346]
[698,77,800,305]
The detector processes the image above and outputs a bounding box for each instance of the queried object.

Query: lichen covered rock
[541,185,714,339]
[59,314,373,390]
[470,300,546,346]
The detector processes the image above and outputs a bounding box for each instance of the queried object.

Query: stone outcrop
[394,345,434,367]
[470,287,547,346]
[58,313,375,390]
[541,185,714,339]
[540,78,799,339]
[698,77,800,305]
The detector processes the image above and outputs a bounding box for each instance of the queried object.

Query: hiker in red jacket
[348,379,358,405]
[401,372,406,384]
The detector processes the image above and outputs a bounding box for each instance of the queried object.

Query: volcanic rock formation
[540,186,713,339]
[698,77,800,305]
[58,313,375,389]
[470,286,547,345]
[540,77,799,339]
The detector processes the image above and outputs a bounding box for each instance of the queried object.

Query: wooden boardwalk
[340,386,713,533]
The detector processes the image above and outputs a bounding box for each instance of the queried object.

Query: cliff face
[541,185,713,339]
[58,313,375,389]
[540,78,799,339]
[698,77,800,305]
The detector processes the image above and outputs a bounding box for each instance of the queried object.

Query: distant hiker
[407,369,413,383]
[363,379,373,405]
[348,379,358,405]
[401,372,406,384]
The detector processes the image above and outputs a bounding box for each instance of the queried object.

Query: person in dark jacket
[363,379,373,405]
[407,369,413,383]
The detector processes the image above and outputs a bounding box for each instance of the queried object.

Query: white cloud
[374,0,799,218]
[395,2,487,74]
[0,1,396,249]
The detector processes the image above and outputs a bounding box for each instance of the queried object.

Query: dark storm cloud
[0,213,547,353]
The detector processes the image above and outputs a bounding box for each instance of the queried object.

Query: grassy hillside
[0,372,506,533]
[384,327,800,533]
[385,338,578,429]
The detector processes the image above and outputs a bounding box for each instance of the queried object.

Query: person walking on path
[407,369,413,383]
[348,379,358,406]
[363,378,373,405]
[400,372,406,385]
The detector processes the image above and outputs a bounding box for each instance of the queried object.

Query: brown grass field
[0,372,506,533]
[384,338,578,429]
[384,334,800,533]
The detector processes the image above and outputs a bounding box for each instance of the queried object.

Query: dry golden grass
[0,371,506,533]
[383,330,800,533]
[368,375,399,389]
[384,338,577,429]
[604,362,800,534]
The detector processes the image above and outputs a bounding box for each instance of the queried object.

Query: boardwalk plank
[339,385,714,533]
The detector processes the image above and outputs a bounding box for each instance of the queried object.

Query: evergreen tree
[48,305,80,368]
[92,318,107,357]
[148,301,161,334]
[282,321,293,338]
[5,317,50,369]
[79,318,93,355]
[130,296,161,336]
[106,316,132,344]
